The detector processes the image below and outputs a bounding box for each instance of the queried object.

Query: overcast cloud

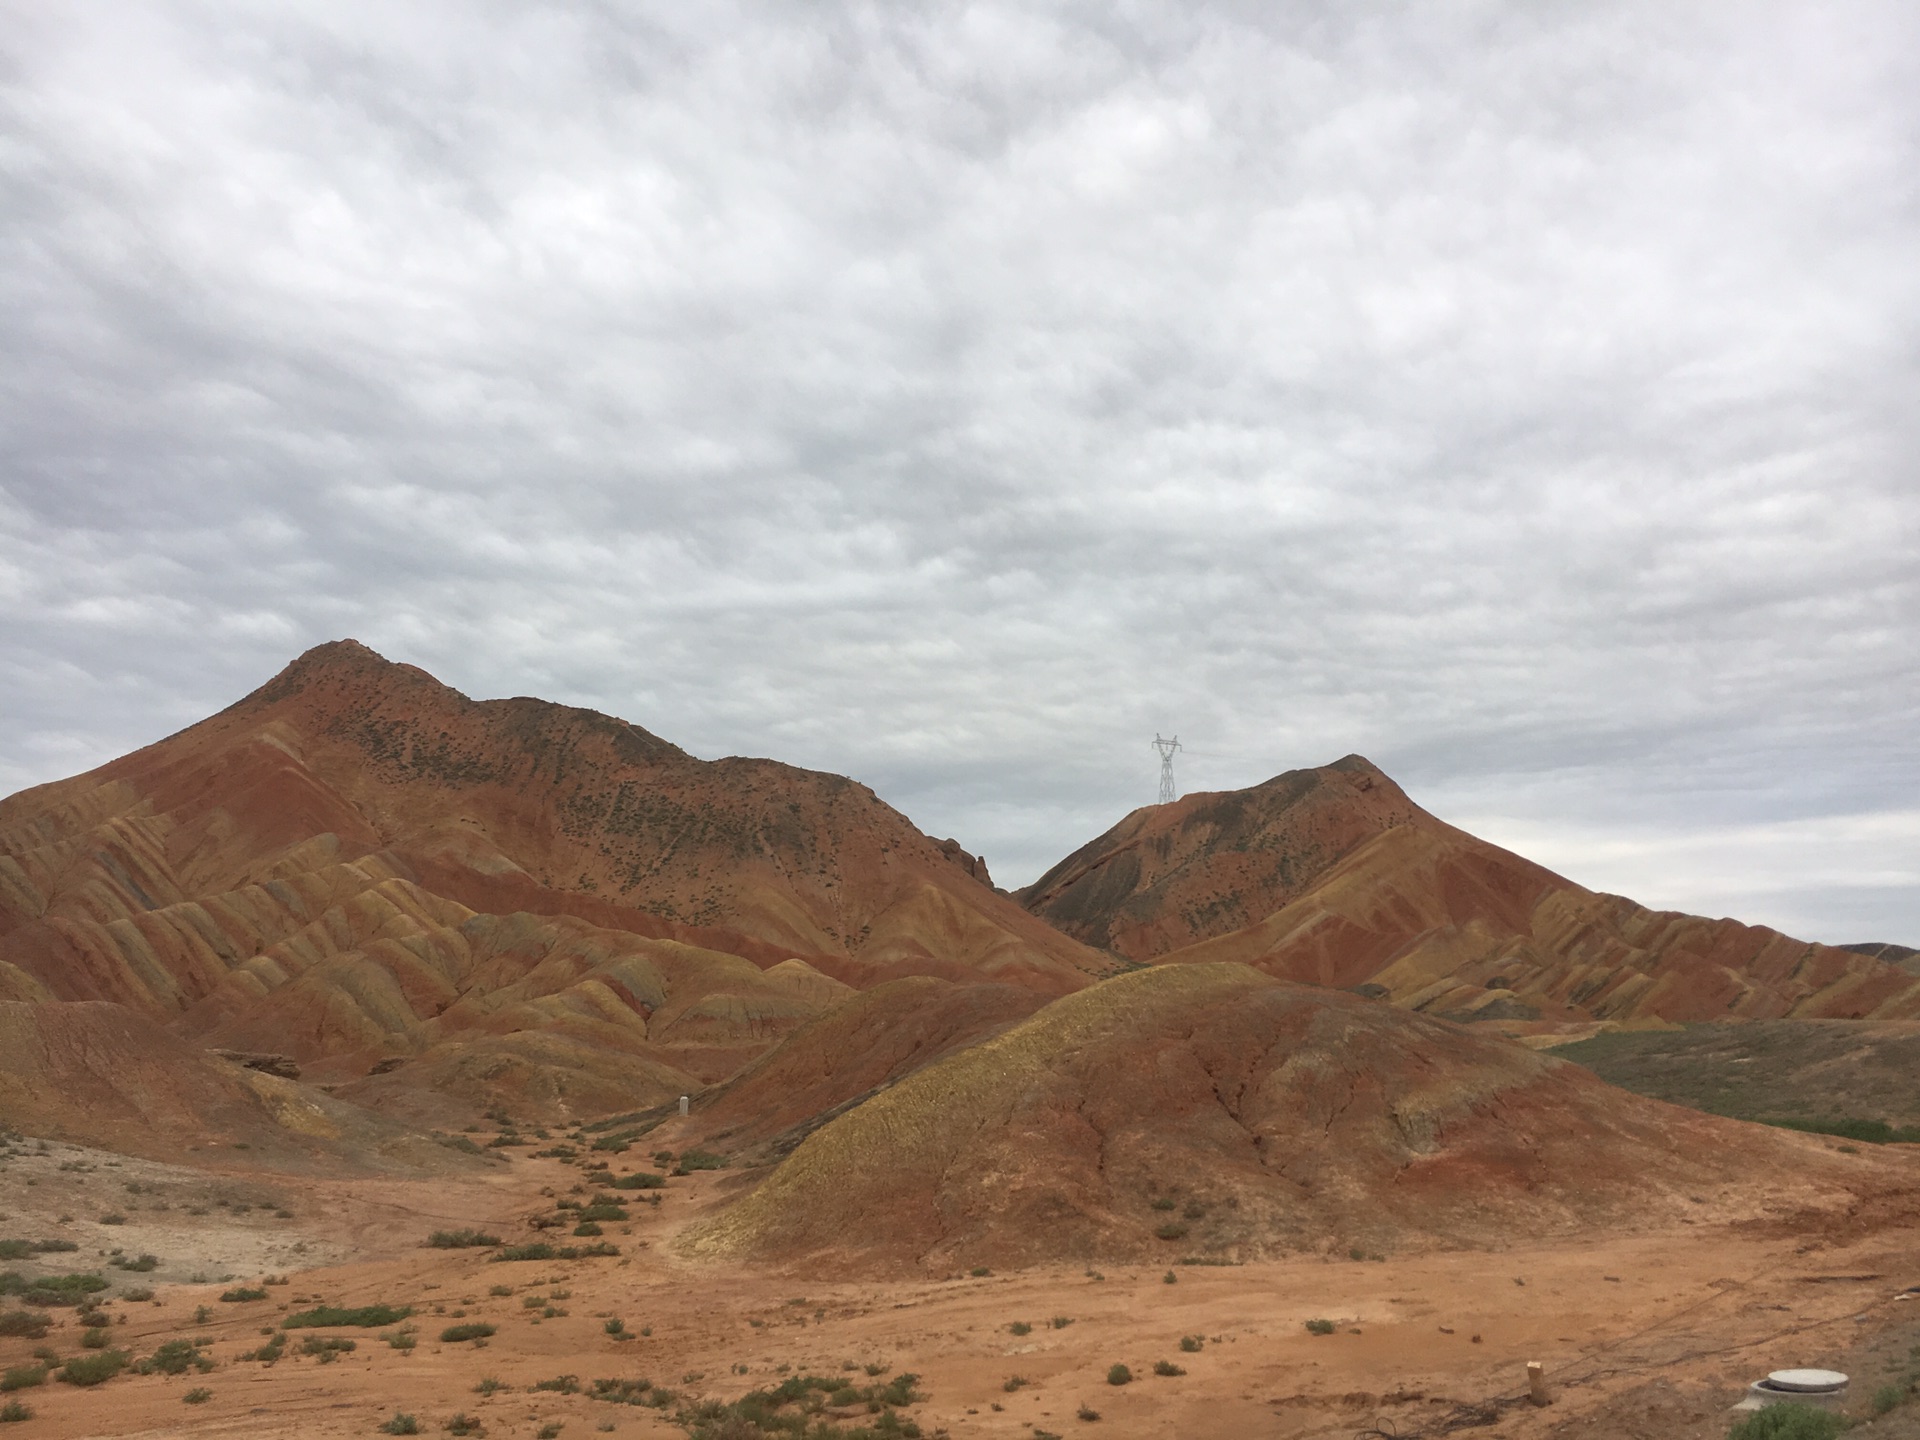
[3,1,1917,943]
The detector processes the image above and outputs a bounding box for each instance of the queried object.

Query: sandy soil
[3,1132,1919,1440]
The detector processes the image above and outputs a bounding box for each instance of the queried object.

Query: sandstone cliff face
[1021,759,1920,1025]
[0,641,1104,1119]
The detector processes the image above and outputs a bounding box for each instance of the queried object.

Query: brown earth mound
[683,962,1906,1273]
[1021,758,1920,1024]
[0,1000,470,1172]
[681,975,1045,1160]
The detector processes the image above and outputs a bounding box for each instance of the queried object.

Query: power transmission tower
[1153,734,1182,804]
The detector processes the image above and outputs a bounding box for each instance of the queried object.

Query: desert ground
[4,1122,1918,1440]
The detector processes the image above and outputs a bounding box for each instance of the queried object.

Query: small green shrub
[382,1327,417,1351]
[134,1339,212,1375]
[1003,1375,1029,1392]
[1153,1223,1188,1241]
[609,1171,666,1190]
[970,1267,991,1277]
[1153,1359,1185,1376]
[572,1222,602,1237]
[1076,1404,1101,1421]
[489,1242,616,1262]
[241,1332,287,1363]
[1050,1316,1073,1329]
[0,1367,46,1393]
[111,1253,159,1272]
[446,1414,484,1435]
[183,1387,212,1404]
[381,1414,422,1436]
[1162,1269,1177,1284]
[602,1318,625,1337]
[301,1335,357,1362]
[577,1202,627,1222]
[1305,1318,1336,1336]
[537,1425,563,1439]
[1009,1321,1031,1336]
[1873,1385,1904,1415]
[120,1286,154,1302]
[97,1213,126,1226]
[284,1303,412,1328]
[80,1326,110,1349]
[675,1150,725,1172]
[0,1400,29,1423]
[0,1313,47,1339]
[1106,1363,1133,1386]
[474,1376,507,1395]
[441,1323,496,1343]
[1725,1404,1848,1439]
[1178,1334,1203,1353]
[221,1286,268,1302]
[1150,1196,1176,1211]
[533,1375,581,1394]
[57,1350,128,1386]
[426,1230,502,1249]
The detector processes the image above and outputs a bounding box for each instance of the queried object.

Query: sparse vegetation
[1003,1375,1029,1392]
[609,1171,666,1190]
[284,1303,412,1328]
[674,1150,726,1172]
[0,1400,29,1423]
[0,1314,47,1340]
[0,1366,46,1392]
[134,1339,213,1375]
[1178,1334,1203,1353]
[381,1414,422,1435]
[241,1332,287,1363]
[534,1375,582,1394]
[221,1286,268,1302]
[1106,1364,1133,1385]
[184,1386,212,1403]
[1076,1404,1101,1421]
[1153,1223,1188,1241]
[1153,1359,1185,1376]
[1305,1318,1336,1335]
[1009,1321,1031,1336]
[427,1230,503,1249]
[110,1252,158,1272]
[442,1323,496,1343]
[490,1242,619,1262]
[1874,1385,1905,1415]
[56,1350,128,1386]
[1050,1316,1073,1329]
[1724,1404,1847,1439]
[301,1335,358,1362]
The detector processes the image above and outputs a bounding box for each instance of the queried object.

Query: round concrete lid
[1766,1370,1849,1392]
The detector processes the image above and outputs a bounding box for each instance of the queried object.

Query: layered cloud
[3,1,1916,940]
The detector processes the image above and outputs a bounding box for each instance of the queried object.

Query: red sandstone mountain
[0,641,1106,1120]
[682,962,1899,1272]
[1019,758,1920,1024]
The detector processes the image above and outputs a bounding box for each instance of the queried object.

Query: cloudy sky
[3,1,1916,943]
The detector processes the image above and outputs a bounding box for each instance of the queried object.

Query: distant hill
[1020,759,1920,1025]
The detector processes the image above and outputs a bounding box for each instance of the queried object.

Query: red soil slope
[1020,759,1920,1024]
[684,963,1907,1273]
[0,641,1106,1118]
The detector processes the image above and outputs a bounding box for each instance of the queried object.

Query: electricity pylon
[1153,734,1182,804]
